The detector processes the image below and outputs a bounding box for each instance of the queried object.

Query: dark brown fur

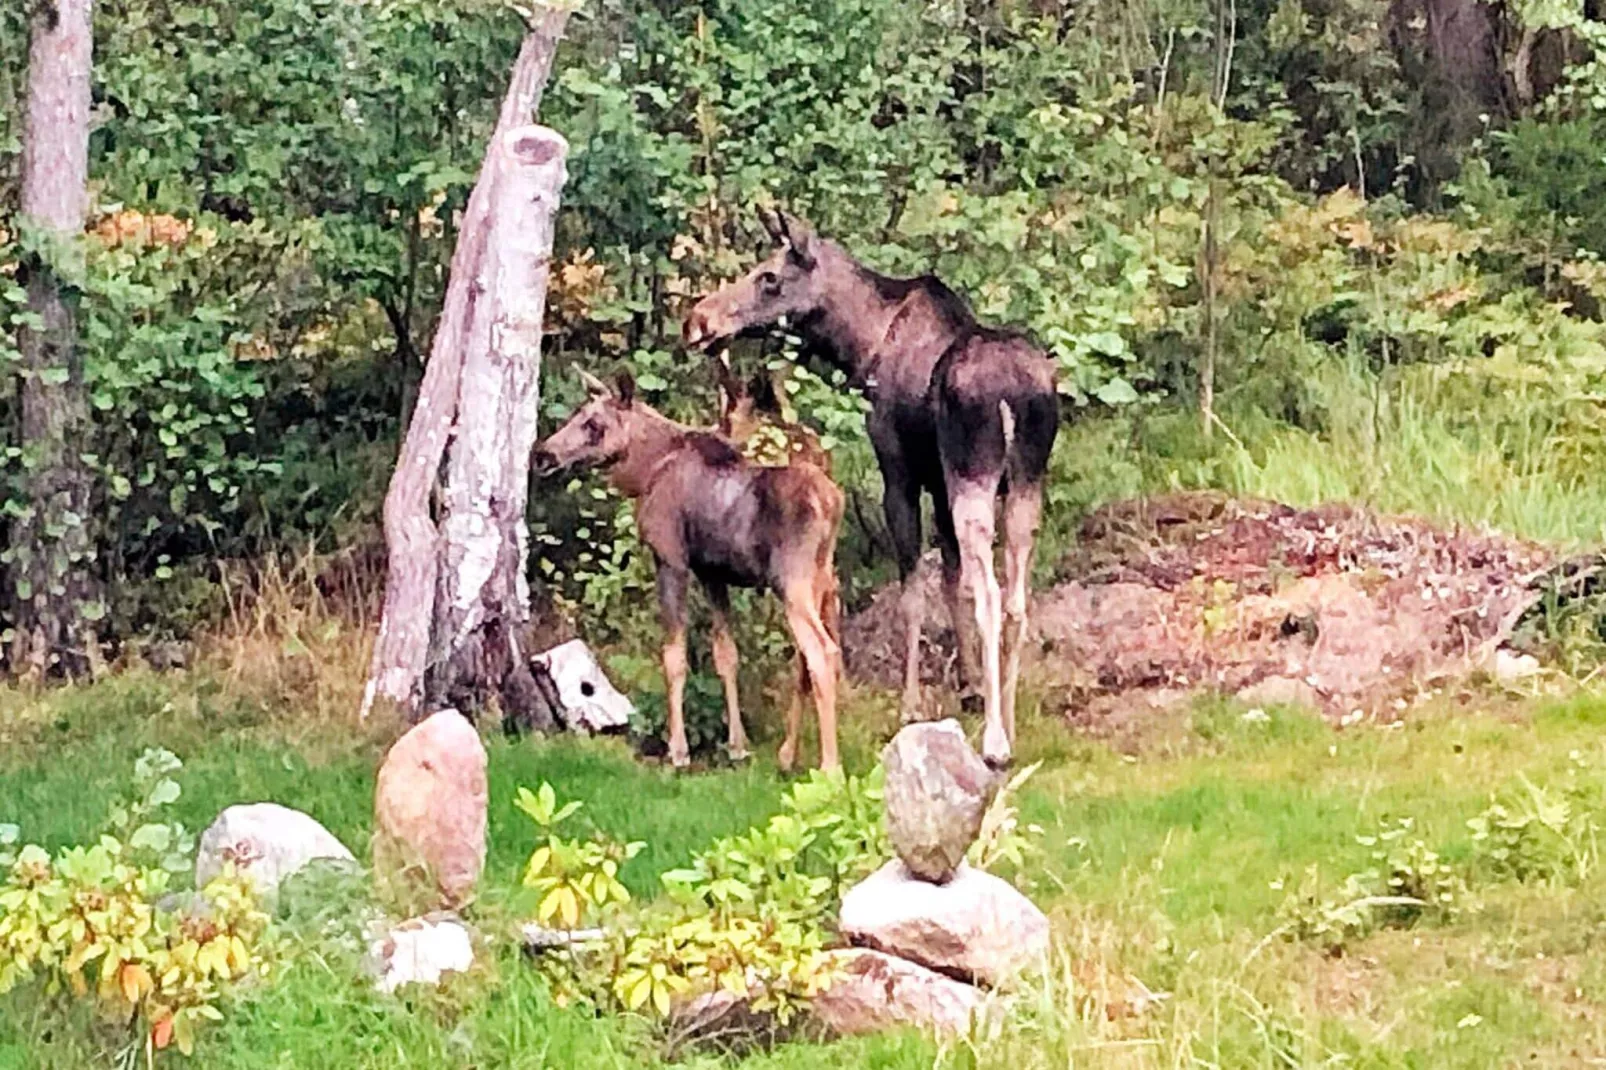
[684,210,1060,766]
[532,372,844,771]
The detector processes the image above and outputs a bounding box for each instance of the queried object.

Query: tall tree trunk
[361,9,569,724]
[11,0,102,679]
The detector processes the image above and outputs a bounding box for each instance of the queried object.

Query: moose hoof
[668,745,691,770]
[726,745,752,765]
[777,742,798,773]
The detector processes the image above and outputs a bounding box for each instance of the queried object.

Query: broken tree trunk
[361,10,570,724]
[11,0,103,679]
[425,125,567,726]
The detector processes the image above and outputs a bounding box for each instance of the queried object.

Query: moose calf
[532,370,844,771]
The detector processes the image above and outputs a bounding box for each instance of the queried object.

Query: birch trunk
[426,126,567,726]
[11,0,103,679]
[361,10,570,722]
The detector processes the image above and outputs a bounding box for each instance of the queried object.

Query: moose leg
[657,565,692,768]
[820,561,844,680]
[883,477,926,722]
[779,651,809,773]
[705,581,750,761]
[933,493,981,714]
[950,478,1007,768]
[784,579,841,772]
[1000,482,1043,749]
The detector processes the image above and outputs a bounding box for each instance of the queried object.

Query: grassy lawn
[3,665,1606,1068]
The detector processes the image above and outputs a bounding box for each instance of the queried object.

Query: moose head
[530,369,640,478]
[681,208,832,351]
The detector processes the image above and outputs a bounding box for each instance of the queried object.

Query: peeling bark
[426,126,568,728]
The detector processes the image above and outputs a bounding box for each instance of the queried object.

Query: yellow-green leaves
[518,781,644,931]
[0,751,272,1061]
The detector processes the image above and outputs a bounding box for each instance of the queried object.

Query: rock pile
[826,720,1051,1036]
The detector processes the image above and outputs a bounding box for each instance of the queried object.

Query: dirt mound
[842,492,1556,725]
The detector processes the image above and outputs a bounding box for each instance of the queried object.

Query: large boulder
[839,860,1050,987]
[881,720,997,882]
[194,803,355,897]
[367,913,475,994]
[812,949,987,1037]
[373,710,487,909]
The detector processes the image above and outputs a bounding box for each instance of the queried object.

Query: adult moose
[682,211,1059,767]
[532,370,844,771]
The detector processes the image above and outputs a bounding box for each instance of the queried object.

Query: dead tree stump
[361,11,570,728]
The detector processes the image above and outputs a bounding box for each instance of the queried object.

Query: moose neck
[605,406,686,498]
[792,243,906,387]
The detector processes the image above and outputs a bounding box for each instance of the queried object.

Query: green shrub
[517,767,895,1032]
[1274,815,1466,954]
[1468,772,1600,886]
[0,750,273,1059]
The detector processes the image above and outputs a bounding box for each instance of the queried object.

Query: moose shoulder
[683,211,1060,767]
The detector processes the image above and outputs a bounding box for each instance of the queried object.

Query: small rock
[532,639,634,733]
[667,987,793,1053]
[368,914,474,994]
[373,710,487,909]
[839,860,1050,987]
[195,803,355,898]
[882,720,997,883]
[1235,675,1322,711]
[812,949,986,1037]
[1493,648,1542,683]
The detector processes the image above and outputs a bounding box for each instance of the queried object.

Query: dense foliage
[3,0,1606,653]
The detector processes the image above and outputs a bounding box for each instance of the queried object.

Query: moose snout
[531,446,559,476]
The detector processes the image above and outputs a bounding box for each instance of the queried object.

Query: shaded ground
[844,492,1556,726]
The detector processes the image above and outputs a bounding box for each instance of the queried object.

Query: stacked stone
[820,721,1051,1037]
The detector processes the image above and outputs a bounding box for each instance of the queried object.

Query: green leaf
[1094,377,1139,406]
[147,779,181,808]
[129,823,172,853]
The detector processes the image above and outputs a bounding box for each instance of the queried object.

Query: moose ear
[777,211,816,269]
[614,371,636,407]
[576,366,610,398]
[757,205,786,245]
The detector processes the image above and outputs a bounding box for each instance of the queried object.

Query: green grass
[6,667,1606,1067]
[1045,363,1606,553]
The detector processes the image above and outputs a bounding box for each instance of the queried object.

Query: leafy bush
[0,749,273,1059]
[516,782,643,929]
[1468,772,1600,885]
[661,764,889,923]
[1274,815,1465,954]
[520,768,888,1030]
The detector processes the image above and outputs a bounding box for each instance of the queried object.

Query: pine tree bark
[361,9,570,725]
[11,0,102,679]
